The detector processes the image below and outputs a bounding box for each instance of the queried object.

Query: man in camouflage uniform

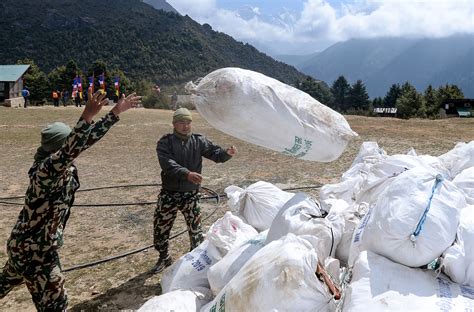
[153,108,237,273]
[0,90,141,311]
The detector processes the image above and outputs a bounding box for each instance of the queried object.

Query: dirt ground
[0,106,473,311]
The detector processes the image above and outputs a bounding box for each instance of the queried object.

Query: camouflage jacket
[7,111,119,253]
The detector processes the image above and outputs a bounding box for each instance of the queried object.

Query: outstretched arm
[80,91,142,151]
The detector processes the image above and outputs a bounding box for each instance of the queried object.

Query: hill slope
[299,36,474,97]
[0,0,306,85]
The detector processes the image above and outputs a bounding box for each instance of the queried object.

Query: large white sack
[452,167,474,205]
[161,240,220,293]
[225,181,294,231]
[438,141,474,179]
[441,206,474,287]
[207,230,268,296]
[162,213,257,293]
[138,287,212,312]
[343,251,474,312]
[266,193,344,261]
[186,67,358,162]
[201,234,335,312]
[349,167,466,267]
[354,153,450,206]
[322,199,368,266]
[206,211,258,255]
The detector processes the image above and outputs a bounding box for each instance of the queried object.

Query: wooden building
[0,65,30,108]
[441,99,474,118]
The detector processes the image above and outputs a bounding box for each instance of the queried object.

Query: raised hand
[81,90,109,123]
[111,93,142,116]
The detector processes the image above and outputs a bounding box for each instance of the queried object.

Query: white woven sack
[201,234,335,312]
[207,231,268,296]
[137,287,212,312]
[186,67,358,162]
[224,181,294,231]
[438,141,474,178]
[266,193,344,261]
[206,211,258,255]
[349,167,466,267]
[344,251,474,312]
[441,206,474,287]
[452,167,474,205]
[160,240,221,293]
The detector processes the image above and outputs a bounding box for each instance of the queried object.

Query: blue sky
[167,0,474,56]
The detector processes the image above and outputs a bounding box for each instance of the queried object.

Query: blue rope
[410,174,444,242]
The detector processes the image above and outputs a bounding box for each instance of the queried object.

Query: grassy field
[0,105,473,311]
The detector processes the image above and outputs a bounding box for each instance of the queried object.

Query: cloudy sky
[167,0,474,56]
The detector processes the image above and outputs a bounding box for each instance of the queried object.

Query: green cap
[40,122,72,152]
[173,108,192,122]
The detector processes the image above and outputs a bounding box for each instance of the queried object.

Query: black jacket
[157,133,232,192]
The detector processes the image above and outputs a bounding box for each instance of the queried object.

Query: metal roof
[0,65,30,82]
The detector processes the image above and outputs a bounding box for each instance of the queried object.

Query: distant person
[75,91,82,107]
[0,89,141,311]
[170,91,178,110]
[22,87,30,108]
[61,89,69,106]
[52,90,60,107]
[152,108,237,273]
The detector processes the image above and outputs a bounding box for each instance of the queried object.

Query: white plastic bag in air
[452,167,474,205]
[225,181,294,231]
[266,193,344,261]
[137,287,213,312]
[343,251,474,312]
[201,234,335,312]
[206,211,258,255]
[162,213,257,293]
[349,167,466,267]
[186,67,358,162]
[207,231,268,296]
[441,206,474,287]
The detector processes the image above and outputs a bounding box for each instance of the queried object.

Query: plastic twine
[410,174,444,244]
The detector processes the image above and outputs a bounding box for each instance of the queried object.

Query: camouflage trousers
[154,189,204,257]
[0,248,67,311]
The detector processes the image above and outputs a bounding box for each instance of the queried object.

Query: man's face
[173,120,192,135]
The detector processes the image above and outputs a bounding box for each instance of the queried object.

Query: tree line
[296,76,465,119]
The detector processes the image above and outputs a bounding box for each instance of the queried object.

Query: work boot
[152,256,173,274]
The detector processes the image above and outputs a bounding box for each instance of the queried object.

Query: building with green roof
[0,64,30,107]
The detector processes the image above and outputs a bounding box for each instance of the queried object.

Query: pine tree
[348,80,370,112]
[330,76,351,112]
[383,84,401,108]
[396,82,422,119]
[16,58,49,103]
[423,85,439,118]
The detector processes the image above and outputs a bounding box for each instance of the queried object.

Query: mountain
[273,52,319,68]
[0,0,306,86]
[298,36,474,97]
[142,0,178,14]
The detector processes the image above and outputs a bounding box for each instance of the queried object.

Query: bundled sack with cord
[185,67,358,162]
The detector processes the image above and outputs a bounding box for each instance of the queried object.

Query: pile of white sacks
[139,141,474,312]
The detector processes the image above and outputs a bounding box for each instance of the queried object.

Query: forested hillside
[0,0,305,85]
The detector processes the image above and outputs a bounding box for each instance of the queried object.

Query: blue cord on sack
[410,174,444,244]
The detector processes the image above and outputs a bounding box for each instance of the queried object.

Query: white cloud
[168,0,474,55]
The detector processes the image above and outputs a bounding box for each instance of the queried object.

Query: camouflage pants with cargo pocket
[154,190,204,257]
[0,248,67,312]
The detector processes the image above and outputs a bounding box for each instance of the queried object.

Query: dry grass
[0,106,473,311]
